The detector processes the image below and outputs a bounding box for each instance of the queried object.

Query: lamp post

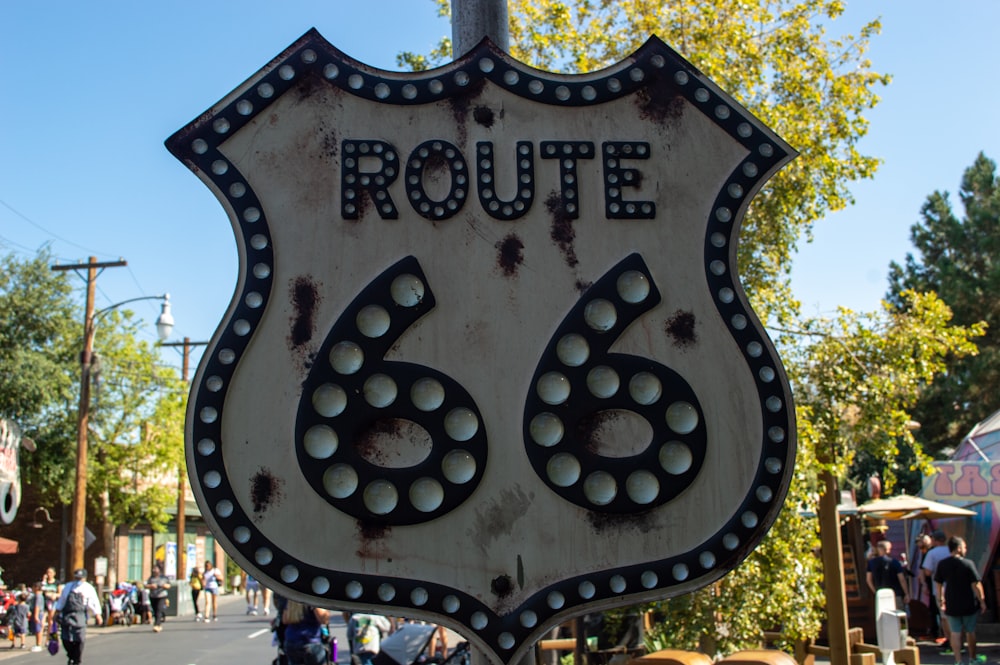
[160,337,208,580]
[52,257,174,574]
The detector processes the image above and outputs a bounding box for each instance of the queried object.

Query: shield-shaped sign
[168,30,796,665]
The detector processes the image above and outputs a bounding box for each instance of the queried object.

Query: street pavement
[908,636,1000,665]
[0,592,469,665]
[3,596,995,665]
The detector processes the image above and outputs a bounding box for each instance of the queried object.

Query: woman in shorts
[202,561,222,621]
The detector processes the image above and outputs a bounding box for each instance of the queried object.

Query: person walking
[29,581,46,652]
[134,582,151,624]
[54,569,101,665]
[245,574,261,615]
[282,601,330,665]
[41,567,61,642]
[866,539,910,609]
[923,530,950,642]
[935,536,987,665]
[912,533,935,638]
[349,612,393,665]
[202,561,222,621]
[189,565,204,621]
[7,592,29,649]
[262,585,274,616]
[145,565,171,632]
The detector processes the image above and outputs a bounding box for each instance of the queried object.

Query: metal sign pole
[452,0,509,56]
[452,3,509,659]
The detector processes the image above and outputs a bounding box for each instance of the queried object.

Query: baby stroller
[373,624,470,665]
[106,587,135,626]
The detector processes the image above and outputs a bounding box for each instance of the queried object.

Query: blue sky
[2,1,999,374]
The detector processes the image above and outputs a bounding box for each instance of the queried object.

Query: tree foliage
[0,250,187,529]
[0,250,79,496]
[887,152,1000,456]
[649,292,982,653]
[787,292,984,488]
[399,0,890,323]
[0,250,77,429]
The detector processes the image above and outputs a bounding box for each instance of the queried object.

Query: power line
[0,198,111,257]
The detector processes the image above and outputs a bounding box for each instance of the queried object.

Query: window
[127,534,144,582]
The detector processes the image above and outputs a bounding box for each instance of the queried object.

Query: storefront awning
[0,537,19,554]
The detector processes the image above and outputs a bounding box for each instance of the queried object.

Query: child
[8,593,28,649]
[135,582,152,624]
[29,582,45,652]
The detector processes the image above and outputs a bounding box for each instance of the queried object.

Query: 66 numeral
[295,254,704,523]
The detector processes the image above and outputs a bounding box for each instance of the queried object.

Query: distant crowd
[0,565,64,652]
[0,563,461,665]
[866,529,987,665]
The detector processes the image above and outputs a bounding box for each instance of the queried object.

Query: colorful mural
[922,462,997,576]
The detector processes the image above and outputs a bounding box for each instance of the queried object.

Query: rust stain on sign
[289,276,320,348]
[470,485,534,555]
[356,522,391,562]
[577,411,628,455]
[665,310,697,348]
[491,574,514,598]
[586,509,657,534]
[545,191,578,268]
[496,233,524,277]
[636,85,686,126]
[473,105,496,128]
[251,467,284,515]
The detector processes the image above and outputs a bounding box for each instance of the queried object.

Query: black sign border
[167,30,796,663]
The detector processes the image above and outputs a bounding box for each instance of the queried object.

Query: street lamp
[53,255,175,575]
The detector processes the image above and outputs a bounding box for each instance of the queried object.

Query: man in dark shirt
[935,536,987,665]
[866,540,910,609]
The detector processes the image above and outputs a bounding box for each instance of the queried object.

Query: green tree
[0,250,187,582]
[887,152,1000,456]
[648,292,983,653]
[400,0,890,323]
[0,250,78,494]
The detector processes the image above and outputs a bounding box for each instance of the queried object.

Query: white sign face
[169,31,796,665]
[0,419,23,525]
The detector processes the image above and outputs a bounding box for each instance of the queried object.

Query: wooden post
[819,468,851,665]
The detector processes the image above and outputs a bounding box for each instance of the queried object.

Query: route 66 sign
[168,29,796,665]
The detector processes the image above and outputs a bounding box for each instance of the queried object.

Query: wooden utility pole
[52,257,127,573]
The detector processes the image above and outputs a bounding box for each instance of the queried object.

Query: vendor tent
[858,495,976,520]
[954,408,1000,461]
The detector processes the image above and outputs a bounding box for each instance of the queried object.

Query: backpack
[353,616,379,654]
[61,585,89,629]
